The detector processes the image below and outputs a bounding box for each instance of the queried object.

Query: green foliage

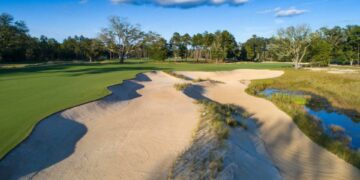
[319,25,360,65]
[241,35,268,61]
[309,37,332,66]
[148,38,168,61]
[0,13,30,62]
[0,13,108,62]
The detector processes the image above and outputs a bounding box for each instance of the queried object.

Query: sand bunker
[178,69,360,179]
[1,69,359,180]
[0,72,199,180]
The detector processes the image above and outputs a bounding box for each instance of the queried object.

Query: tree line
[1,13,359,67]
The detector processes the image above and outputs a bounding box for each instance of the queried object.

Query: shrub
[226,117,238,127]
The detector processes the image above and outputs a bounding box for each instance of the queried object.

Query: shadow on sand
[0,115,87,180]
[167,82,360,179]
[0,73,152,179]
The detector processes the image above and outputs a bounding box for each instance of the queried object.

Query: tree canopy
[1,13,359,67]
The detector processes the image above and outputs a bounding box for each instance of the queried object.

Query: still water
[261,88,360,149]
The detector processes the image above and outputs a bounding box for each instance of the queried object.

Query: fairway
[0,62,289,159]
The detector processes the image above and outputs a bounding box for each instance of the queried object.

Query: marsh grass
[247,69,360,168]
[248,69,360,115]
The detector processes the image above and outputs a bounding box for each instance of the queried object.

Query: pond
[260,88,360,150]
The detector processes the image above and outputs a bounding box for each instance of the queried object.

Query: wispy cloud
[275,7,307,17]
[258,7,307,17]
[110,0,249,8]
[79,0,88,4]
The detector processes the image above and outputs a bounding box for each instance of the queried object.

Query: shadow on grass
[0,64,169,82]
[63,66,167,77]
[0,62,168,76]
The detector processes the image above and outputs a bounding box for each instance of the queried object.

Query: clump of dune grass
[169,100,251,179]
[174,83,192,91]
[164,71,192,80]
[193,78,209,82]
[193,78,224,84]
[197,100,247,140]
[165,71,224,84]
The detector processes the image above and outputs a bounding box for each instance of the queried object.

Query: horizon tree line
[1,13,359,68]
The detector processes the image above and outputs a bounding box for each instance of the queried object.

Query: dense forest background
[0,13,359,66]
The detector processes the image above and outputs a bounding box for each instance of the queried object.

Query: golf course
[1,0,360,179]
[0,61,289,160]
[1,61,360,179]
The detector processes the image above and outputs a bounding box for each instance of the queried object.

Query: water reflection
[260,88,360,150]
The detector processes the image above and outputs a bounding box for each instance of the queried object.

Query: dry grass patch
[174,83,192,91]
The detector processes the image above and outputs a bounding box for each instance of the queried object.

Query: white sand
[178,69,360,180]
[0,72,199,180]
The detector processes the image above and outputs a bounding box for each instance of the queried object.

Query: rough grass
[174,83,192,91]
[0,61,289,159]
[164,70,193,81]
[197,100,247,139]
[165,71,224,84]
[246,69,360,169]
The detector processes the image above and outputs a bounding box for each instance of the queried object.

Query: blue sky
[0,0,359,42]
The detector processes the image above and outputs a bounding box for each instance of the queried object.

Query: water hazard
[261,88,360,149]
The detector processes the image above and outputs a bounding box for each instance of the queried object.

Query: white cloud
[275,7,307,17]
[110,0,249,8]
[257,7,307,17]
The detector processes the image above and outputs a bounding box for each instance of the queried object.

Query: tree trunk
[196,49,199,62]
[120,52,125,64]
[358,43,360,66]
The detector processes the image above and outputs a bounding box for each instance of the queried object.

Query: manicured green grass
[247,69,360,168]
[0,61,289,159]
